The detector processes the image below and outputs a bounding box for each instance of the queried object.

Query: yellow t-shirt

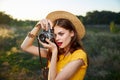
[57,49,88,80]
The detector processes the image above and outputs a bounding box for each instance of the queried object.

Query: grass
[0,24,120,80]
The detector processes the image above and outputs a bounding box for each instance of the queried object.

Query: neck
[63,46,70,56]
[59,45,71,55]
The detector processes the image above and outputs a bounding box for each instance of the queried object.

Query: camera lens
[39,34,46,43]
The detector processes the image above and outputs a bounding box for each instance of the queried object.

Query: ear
[70,30,74,37]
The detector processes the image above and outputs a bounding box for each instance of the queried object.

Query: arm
[49,49,58,80]
[55,59,84,80]
[40,39,85,80]
[39,38,58,80]
[20,21,48,57]
[49,54,84,80]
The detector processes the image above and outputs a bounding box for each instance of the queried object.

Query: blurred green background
[0,11,120,80]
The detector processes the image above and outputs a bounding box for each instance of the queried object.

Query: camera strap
[36,37,49,80]
[37,38,43,68]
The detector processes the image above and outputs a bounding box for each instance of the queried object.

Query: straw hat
[46,11,85,39]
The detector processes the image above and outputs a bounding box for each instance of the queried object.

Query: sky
[0,0,120,20]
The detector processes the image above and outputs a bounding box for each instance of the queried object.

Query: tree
[0,12,13,25]
[82,11,120,25]
[110,21,120,33]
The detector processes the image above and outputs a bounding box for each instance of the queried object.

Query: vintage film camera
[38,23,54,43]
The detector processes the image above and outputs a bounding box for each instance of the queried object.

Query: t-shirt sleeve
[70,50,87,66]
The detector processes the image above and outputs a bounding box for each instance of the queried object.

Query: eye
[58,32,64,36]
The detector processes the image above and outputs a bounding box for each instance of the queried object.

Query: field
[0,24,120,80]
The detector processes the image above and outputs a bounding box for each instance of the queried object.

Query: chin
[59,46,63,48]
[59,45,64,48]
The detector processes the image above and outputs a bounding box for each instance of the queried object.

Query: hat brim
[46,11,85,39]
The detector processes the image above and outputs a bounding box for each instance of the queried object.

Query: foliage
[77,10,120,25]
[0,12,37,27]
[0,11,120,26]
[0,12,13,25]
[83,31,120,80]
[110,21,120,33]
[0,25,47,80]
[0,24,120,80]
[1,10,120,80]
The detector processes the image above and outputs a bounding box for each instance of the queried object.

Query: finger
[46,38,53,44]
[41,19,52,30]
[39,39,50,48]
[45,38,57,52]
[48,19,53,29]
[42,19,49,31]
[45,19,49,31]
[40,19,46,30]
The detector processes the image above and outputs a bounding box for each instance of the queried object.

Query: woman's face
[54,26,74,49]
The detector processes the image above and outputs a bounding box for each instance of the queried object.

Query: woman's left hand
[39,38,58,54]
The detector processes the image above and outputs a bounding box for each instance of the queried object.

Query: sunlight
[0,0,119,20]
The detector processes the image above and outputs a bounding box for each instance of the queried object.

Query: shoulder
[72,49,87,57]
[70,49,87,63]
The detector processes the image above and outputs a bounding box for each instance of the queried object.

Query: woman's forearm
[49,51,58,80]
[21,26,40,50]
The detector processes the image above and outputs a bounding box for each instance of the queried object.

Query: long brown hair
[53,18,85,55]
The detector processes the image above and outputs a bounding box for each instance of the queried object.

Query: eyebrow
[55,30,64,34]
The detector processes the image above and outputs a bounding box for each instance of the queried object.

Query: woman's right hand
[35,19,53,31]
[21,19,53,57]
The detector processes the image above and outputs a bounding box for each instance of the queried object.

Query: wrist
[35,24,41,30]
[27,27,40,38]
[27,32,36,38]
[52,49,58,56]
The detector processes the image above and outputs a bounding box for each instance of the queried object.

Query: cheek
[62,35,72,47]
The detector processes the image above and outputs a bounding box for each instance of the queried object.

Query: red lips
[56,42,62,46]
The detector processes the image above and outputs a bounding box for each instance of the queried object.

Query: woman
[21,11,88,80]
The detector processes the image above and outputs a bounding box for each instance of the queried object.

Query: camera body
[38,23,54,43]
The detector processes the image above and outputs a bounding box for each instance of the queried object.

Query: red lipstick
[57,42,62,46]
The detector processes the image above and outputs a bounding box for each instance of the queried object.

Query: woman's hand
[37,19,57,53]
[35,19,53,31]
[21,19,53,57]
[39,38,58,54]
